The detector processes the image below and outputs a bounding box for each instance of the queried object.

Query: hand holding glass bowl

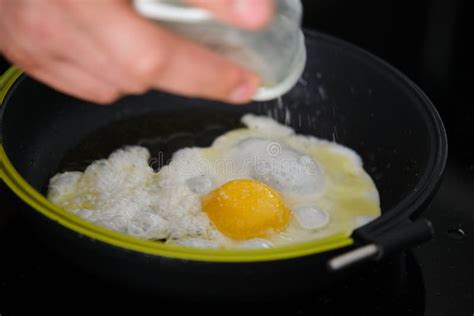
[134,0,306,101]
[0,0,285,104]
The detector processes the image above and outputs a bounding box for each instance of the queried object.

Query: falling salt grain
[285,108,291,125]
[318,86,327,100]
[298,77,308,86]
[277,97,284,110]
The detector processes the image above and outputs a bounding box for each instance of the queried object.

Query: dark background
[1,0,473,314]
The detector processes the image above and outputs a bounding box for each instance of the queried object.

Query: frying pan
[0,30,447,299]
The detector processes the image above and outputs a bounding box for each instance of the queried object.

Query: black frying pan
[0,30,447,299]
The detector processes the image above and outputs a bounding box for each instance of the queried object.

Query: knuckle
[132,51,167,82]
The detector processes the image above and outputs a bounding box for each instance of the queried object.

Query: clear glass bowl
[134,0,306,101]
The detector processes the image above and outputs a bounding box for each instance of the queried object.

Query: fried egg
[48,114,381,249]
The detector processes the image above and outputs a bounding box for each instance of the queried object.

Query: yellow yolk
[201,179,291,240]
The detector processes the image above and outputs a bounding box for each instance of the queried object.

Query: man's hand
[0,0,274,104]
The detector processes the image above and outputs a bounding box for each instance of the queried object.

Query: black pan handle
[328,218,433,271]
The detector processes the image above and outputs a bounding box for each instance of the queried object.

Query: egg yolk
[201,179,291,240]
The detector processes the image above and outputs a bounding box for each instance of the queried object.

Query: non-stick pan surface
[0,30,447,298]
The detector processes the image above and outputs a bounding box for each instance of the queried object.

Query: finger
[50,30,152,96]
[186,0,275,30]
[17,1,151,95]
[83,2,260,103]
[0,1,146,98]
[152,33,261,103]
[26,59,121,105]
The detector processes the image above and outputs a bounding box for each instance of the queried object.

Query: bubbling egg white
[48,114,381,249]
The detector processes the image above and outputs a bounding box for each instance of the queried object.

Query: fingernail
[230,81,255,103]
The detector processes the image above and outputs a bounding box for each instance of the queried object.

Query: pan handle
[328,218,433,271]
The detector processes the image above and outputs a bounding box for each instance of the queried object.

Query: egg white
[48,115,381,249]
